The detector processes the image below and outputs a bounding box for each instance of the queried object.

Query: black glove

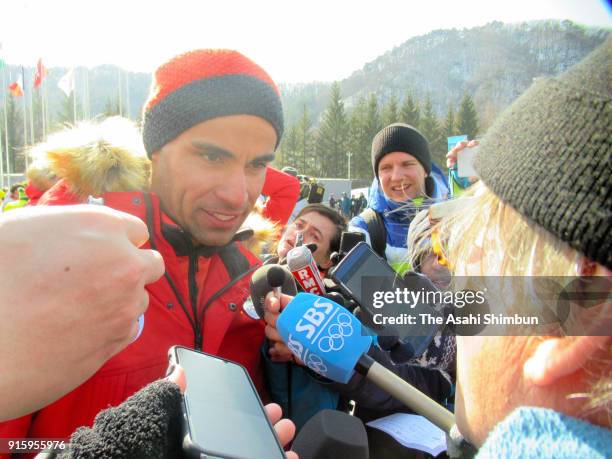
[49,379,184,459]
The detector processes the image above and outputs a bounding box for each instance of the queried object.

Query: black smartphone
[168,346,286,459]
[330,242,441,352]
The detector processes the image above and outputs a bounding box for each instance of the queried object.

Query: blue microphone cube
[277,293,373,384]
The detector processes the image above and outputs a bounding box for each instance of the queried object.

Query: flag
[8,75,23,97]
[33,58,48,88]
[58,68,74,96]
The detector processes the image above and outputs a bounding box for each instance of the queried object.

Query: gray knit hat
[474,37,611,269]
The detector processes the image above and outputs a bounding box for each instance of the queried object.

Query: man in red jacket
[0,49,291,452]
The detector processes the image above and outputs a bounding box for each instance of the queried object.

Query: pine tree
[382,95,399,126]
[103,97,121,118]
[58,93,76,126]
[277,124,300,170]
[32,89,44,143]
[420,95,446,169]
[400,91,420,129]
[347,95,369,181]
[296,105,315,176]
[3,96,25,173]
[315,82,349,178]
[442,103,457,139]
[456,93,479,139]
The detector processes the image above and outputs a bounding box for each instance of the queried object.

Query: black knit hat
[474,37,611,269]
[142,49,284,158]
[371,123,432,178]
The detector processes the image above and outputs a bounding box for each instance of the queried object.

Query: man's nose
[390,166,403,181]
[216,171,249,210]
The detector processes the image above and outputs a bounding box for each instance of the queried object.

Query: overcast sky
[1,0,610,83]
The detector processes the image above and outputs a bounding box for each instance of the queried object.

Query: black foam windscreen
[291,410,369,459]
[249,264,297,319]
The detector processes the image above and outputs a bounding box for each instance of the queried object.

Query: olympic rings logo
[305,353,327,374]
[317,313,354,353]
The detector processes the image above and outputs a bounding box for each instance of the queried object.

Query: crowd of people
[328,192,367,219]
[0,38,609,459]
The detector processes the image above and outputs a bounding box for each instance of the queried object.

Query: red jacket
[0,190,265,453]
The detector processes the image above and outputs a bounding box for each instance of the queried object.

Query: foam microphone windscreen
[249,264,297,319]
[292,410,369,459]
[276,293,373,383]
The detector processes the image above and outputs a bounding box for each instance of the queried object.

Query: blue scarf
[477,407,612,458]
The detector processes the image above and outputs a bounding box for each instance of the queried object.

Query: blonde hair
[406,209,435,272]
[438,181,610,418]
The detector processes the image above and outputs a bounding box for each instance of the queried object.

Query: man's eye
[250,161,269,170]
[201,152,223,163]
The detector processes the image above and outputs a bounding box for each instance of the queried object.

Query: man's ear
[524,335,610,386]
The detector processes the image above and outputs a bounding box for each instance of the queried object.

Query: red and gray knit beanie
[142,49,284,157]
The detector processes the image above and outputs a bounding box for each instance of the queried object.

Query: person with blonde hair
[438,38,611,456]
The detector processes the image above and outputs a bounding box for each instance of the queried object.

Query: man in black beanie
[349,123,445,274]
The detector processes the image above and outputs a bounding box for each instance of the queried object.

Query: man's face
[277,211,337,269]
[150,115,277,246]
[378,151,427,201]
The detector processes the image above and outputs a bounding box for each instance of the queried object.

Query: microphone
[249,264,297,319]
[286,245,326,296]
[330,231,365,267]
[291,410,369,459]
[277,293,455,433]
[267,265,286,299]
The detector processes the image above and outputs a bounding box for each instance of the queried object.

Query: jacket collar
[162,223,253,258]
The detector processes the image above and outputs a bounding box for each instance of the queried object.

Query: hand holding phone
[456,145,479,178]
[168,346,287,459]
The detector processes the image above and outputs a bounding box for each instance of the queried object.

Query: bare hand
[264,292,297,363]
[446,140,480,183]
[0,205,164,421]
[265,403,298,458]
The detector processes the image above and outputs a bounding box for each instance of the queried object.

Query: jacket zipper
[188,254,203,349]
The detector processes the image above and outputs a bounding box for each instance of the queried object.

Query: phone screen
[331,242,441,347]
[457,145,479,178]
[332,242,402,307]
[173,347,285,459]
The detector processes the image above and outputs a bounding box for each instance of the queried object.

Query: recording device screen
[331,242,403,307]
[171,346,285,459]
[331,242,440,343]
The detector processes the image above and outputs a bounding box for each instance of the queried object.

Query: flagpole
[1,65,6,188]
[41,78,46,139]
[73,68,77,124]
[118,67,123,117]
[44,77,49,135]
[125,70,131,119]
[29,70,35,145]
[21,66,28,171]
[83,67,89,120]
[2,67,10,182]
